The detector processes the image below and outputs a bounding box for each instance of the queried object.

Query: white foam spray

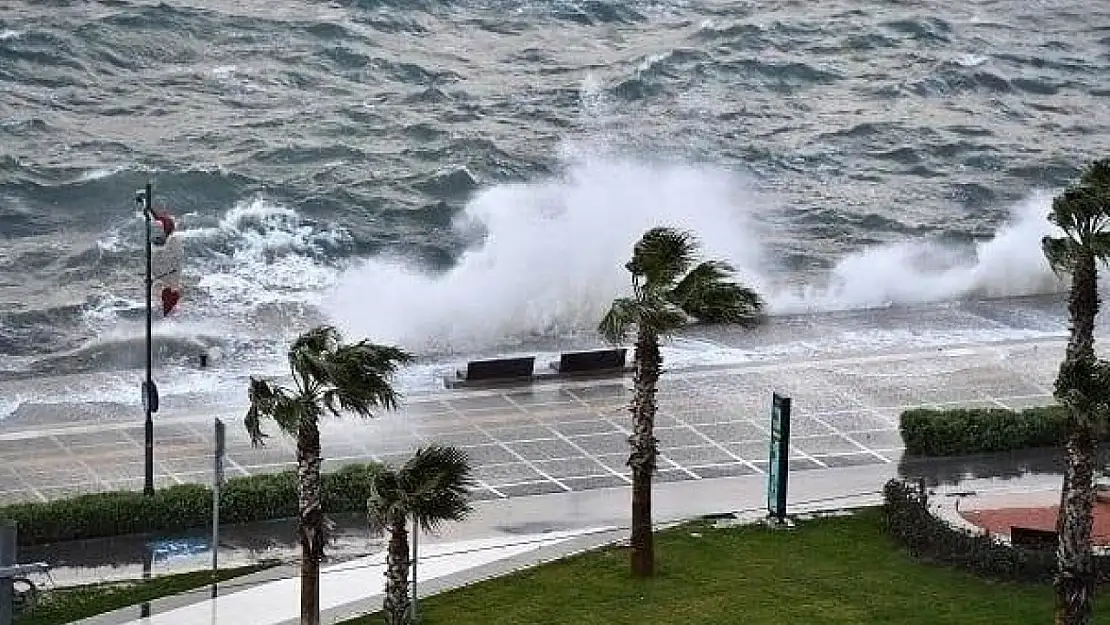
[324,154,767,352]
[325,161,1069,354]
[773,191,1066,312]
[185,197,350,314]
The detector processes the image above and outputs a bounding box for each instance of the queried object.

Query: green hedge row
[899,405,1073,456]
[0,462,382,547]
[880,478,1110,583]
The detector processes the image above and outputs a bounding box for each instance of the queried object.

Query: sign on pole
[767,393,792,521]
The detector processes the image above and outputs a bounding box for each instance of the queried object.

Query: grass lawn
[343,508,1106,625]
[15,562,276,625]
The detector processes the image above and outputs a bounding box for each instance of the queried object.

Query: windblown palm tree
[369,445,474,625]
[245,326,412,625]
[1042,159,1110,625]
[600,227,764,577]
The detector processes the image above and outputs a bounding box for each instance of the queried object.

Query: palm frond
[1093,232,1110,265]
[627,227,697,288]
[319,342,413,417]
[599,297,639,345]
[1050,188,1106,238]
[669,260,765,326]
[1078,159,1110,195]
[287,326,341,393]
[244,377,304,445]
[401,445,475,533]
[638,297,689,334]
[367,446,474,535]
[290,325,341,355]
[1042,235,1076,275]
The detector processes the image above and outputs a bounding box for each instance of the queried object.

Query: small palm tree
[600,227,764,577]
[1043,159,1110,625]
[245,326,412,625]
[369,445,474,625]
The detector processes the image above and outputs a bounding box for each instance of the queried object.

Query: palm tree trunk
[1056,427,1097,625]
[629,328,660,578]
[1055,251,1100,625]
[297,416,324,625]
[383,513,411,625]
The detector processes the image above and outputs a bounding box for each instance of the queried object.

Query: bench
[1010,526,1057,550]
[446,356,536,388]
[549,348,629,376]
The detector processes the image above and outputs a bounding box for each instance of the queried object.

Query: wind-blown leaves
[245,377,304,445]
[368,445,474,535]
[1043,159,1110,275]
[628,227,697,286]
[244,327,412,446]
[669,260,765,325]
[600,227,764,341]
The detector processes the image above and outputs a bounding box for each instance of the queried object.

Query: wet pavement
[19,513,376,588]
[0,334,1063,504]
[1,295,1101,622]
[58,458,1090,625]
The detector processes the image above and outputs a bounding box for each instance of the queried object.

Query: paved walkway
[948,486,1110,546]
[67,462,1084,625]
[74,464,893,625]
[0,335,1065,503]
[0,298,1088,624]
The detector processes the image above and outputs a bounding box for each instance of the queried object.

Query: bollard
[1,521,15,625]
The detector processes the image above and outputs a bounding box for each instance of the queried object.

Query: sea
[1,0,1109,416]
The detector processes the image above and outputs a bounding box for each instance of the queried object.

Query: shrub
[0,462,382,547]
[899,405,1070,456]
[880,478,1093,582]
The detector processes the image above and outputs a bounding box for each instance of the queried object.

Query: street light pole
[140,182,155,497]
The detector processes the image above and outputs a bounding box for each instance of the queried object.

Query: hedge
[899,405,1073,456]
[880,478,1110,583]
[0,462,382,547]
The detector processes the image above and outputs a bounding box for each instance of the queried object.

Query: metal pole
[0,522,14,625]
[140,545,151,618]
[212,418,225,598]
[410,516,418,623]
[143,181,154,497]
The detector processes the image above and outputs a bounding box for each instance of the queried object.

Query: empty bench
[445,356,535,388]
[549,348,629,376]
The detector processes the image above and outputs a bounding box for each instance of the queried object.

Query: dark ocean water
[1,0,1109,402]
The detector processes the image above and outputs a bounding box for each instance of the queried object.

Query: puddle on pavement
[17,513,380,588]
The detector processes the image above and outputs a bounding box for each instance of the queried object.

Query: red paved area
[961,501,1110,546]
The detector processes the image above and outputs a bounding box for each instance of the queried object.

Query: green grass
[15,562,276,625]
[344,509,1106,625]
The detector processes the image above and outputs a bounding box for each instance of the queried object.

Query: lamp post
[137,183,156,496]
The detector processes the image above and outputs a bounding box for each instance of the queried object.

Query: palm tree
[245,326,412,625]
[368,445,474,625]
[599,227,764,577]
[1042,159,1110,625]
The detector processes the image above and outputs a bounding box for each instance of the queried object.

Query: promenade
[0,297,1084,623]
[0,334,1061,504]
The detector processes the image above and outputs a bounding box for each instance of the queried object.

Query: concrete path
[74,462,894,625]
[0,335,1064,503]
[77,526,618,625]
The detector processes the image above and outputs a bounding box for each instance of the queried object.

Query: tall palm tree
[1042,159,1110,625]
[245,326,412,625]
[599,227,764,577]
[368,445,474,625]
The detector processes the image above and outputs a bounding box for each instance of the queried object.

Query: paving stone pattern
[0,340,1060,504]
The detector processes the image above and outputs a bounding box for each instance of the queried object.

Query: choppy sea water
[1,0,1109,409]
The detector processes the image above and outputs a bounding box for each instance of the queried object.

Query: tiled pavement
[0,336,1065,505]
